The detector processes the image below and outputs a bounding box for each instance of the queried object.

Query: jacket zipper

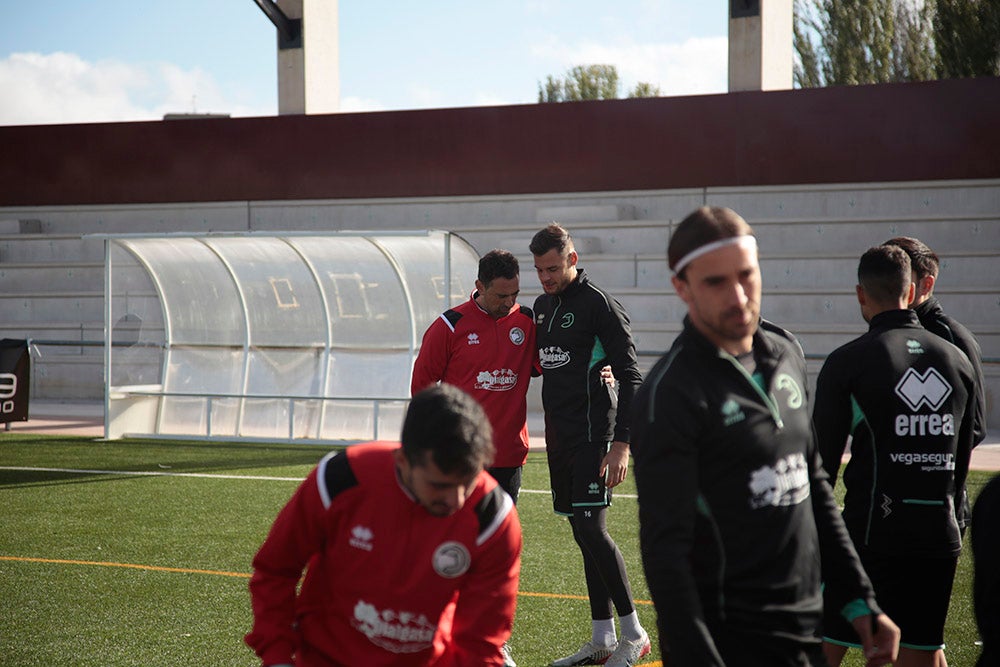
[547,296,561,333]
[719,351,784,430]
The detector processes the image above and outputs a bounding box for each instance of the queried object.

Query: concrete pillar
[728,0,793,92]
[277,0,339,115]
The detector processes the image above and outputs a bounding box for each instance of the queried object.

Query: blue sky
[1,1,730,125]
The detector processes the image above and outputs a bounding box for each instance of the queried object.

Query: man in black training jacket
[885,235,987,536]
[633,206,899,667]
[530,223,650,667]
[814,244,976,667]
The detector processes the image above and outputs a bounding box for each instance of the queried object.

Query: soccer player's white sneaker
[502,641,517,667]
[549,639,617,666]
[604,629,651,667]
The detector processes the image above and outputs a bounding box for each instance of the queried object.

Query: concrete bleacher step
[750,214,999,255]
[0,262,104,292]
[460,211,997,261]
[5,202,250,235]
[765,289,1000,331]
[0,219,42,234]
[758,253,997,290]
[708,179,1000,220]
[0,234,105,263]
[457,220,675,259]
[29,355,105,400]
[534,204,637,224]
[0,321,104,342]
[0,293,104,324]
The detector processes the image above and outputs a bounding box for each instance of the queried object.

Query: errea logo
[895,367,952,411]
[588,482,602,495]
[722,399,745,426]
[906,339,924,355]
[349,525,374,551]
[894,367,956,436]
[467,333,480,345]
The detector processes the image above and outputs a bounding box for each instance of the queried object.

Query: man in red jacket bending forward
[246,384,522,667]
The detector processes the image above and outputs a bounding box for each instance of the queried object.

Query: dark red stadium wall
[1,77,999,207]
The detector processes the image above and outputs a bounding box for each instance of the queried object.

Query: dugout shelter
[102,230,476,443]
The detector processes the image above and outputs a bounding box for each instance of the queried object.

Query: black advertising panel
[0,339,30,423]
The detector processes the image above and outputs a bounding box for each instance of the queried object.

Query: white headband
[672,235,757,275]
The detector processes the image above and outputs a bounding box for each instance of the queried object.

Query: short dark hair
[401,384,494,476]
[668,207,755,278]
[858,245,911,304]
[529,223,574,258]
[478,249,519,286]
[884,236,939,280]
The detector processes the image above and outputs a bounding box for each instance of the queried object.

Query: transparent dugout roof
[102,231,477,443]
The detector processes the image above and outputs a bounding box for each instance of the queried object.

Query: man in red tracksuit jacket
[411,249,538,503]
[246,385,522,667]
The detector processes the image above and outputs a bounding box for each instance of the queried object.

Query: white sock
[592,618,617,647]
[618,611,644,641]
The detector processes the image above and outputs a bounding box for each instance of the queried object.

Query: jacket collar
[913,296,943,320]
[470,290,517,319]
[555,269,588,298]
[868,308,921,331]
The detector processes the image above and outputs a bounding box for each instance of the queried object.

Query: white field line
[0,465,303,482]
[0,466,638,498]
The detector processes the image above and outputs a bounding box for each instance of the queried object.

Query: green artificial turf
[0,435,990,666]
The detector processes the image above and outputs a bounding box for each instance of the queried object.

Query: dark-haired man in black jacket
[530,223,650,667]
[814,244,976,667]
[885,235,987,535]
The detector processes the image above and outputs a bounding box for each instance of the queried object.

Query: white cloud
[0,51,272,126]
[531,35,728,97]
[0,52,146,125]
[339,95,387,113]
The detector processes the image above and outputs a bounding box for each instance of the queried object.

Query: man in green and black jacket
[814,244,976,667]
[633,207,900,667]
[531,223,650,667]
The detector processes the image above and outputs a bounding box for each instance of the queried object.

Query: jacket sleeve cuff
[840,597,872,622]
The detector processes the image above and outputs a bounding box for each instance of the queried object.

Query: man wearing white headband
[632,206,900,666]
